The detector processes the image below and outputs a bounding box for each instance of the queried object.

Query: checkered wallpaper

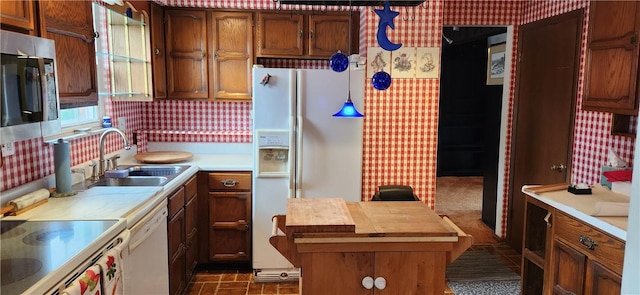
[1,0,637,240]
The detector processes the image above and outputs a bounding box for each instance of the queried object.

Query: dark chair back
[372,185,419,201]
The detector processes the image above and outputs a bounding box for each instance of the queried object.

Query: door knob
[361,276,374,289]
[374,277,387,290]
[550,164,566,172]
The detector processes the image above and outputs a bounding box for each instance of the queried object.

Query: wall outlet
[118,117,127,131]
[1,143,16,156]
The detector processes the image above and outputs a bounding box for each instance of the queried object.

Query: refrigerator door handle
[295,115,303,198]
[288,116,295,199]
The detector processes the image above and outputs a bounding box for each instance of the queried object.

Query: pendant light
[333,0,364,118]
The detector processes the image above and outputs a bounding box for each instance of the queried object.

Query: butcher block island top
[270,198,472,295]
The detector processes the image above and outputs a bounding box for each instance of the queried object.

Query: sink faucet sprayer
[99,127,131,176]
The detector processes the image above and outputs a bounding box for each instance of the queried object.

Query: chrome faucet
[99,127,131,177]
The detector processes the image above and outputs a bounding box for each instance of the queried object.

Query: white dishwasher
[123,199,169,295]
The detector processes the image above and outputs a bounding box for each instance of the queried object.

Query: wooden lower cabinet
[522,195,625,295]
[584,260,622,295]
[300,251,445,295]
[551,240,586,294]
[198,171,252,264]
[167,176,198,295]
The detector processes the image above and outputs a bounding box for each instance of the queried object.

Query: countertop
[3,153,252,226]
[522,184,629,241]
[1,152,252,294]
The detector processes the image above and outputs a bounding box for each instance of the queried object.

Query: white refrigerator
[251,67,365,282]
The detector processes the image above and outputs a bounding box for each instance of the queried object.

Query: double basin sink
[91,165,190,187]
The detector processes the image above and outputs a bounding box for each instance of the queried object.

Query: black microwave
[1,30,60,144]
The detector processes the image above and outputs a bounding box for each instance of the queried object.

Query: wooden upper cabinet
[256,11,358,59]
[150,2,167,99]
[308,14,357,58]
[165,9,209,99]
[0,0,36,34]
[39,0,98,108]
[209,11,254,101]
[583,1,640,115]
[257,13,304,56]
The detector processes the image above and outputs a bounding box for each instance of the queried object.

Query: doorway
[436,26,506,244]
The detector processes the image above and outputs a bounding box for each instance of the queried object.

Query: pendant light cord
[347,0,352,101]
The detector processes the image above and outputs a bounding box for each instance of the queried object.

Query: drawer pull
[579,235,598,250]
[221,179,238,187]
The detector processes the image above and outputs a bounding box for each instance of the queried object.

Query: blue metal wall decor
[374,0,402,51]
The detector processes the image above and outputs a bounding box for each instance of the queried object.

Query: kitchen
[0,0,638,294]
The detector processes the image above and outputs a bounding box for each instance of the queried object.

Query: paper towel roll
[54,139,72,194]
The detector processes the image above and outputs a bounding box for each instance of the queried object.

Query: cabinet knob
[309,30,314,39]
[155,47,161,55]
[374,277,386,290]
[361,276,374,289]
[550,164,566,172]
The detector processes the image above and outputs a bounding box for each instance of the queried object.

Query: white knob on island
[361,276,374,289]
[374,277,387,290]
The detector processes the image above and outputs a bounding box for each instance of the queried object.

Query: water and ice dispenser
[256,130,290,177]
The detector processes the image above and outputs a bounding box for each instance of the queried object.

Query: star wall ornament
[374,0,402,51]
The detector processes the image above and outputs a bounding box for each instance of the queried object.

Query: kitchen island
[270,198,472,295]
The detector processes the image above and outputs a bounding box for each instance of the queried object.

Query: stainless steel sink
[90,165,189,187]
[124,165,188,177]
[92,176,169,186]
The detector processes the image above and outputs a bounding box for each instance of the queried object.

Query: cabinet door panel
[185,196,199,279]
[300,252,372,295]
[168,210,186,295]
[552,240,586,295]
[584,260,622,295]
[165,10,208,99]
[210,11,253,101]
[257,13,304,57]
[150,2,167,99]
[0,0,36,32]
[583,1,640,114]
[308,14,352,58]
[209,192,251,262]
[375,251,446,295]
[40,0,97,107]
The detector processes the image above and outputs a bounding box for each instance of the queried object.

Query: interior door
[506,10,582,250]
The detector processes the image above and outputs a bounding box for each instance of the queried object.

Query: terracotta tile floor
[187,177,521,295]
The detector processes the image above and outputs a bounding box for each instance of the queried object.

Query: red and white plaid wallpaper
[0,0,636,240]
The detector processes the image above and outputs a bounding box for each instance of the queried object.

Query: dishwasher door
[123,200,169,295]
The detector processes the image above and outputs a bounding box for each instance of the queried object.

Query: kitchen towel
[60,265,102,295]
[97,243,125,295]
[590,201,629,217]
[54,138,72,194]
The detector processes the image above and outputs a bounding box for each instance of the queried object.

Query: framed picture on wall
[487,43,506,85]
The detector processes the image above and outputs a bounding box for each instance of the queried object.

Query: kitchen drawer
[208,172,251,191]
[168,187,185,217]
[185,176,197,202]
[554,211,625,274]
